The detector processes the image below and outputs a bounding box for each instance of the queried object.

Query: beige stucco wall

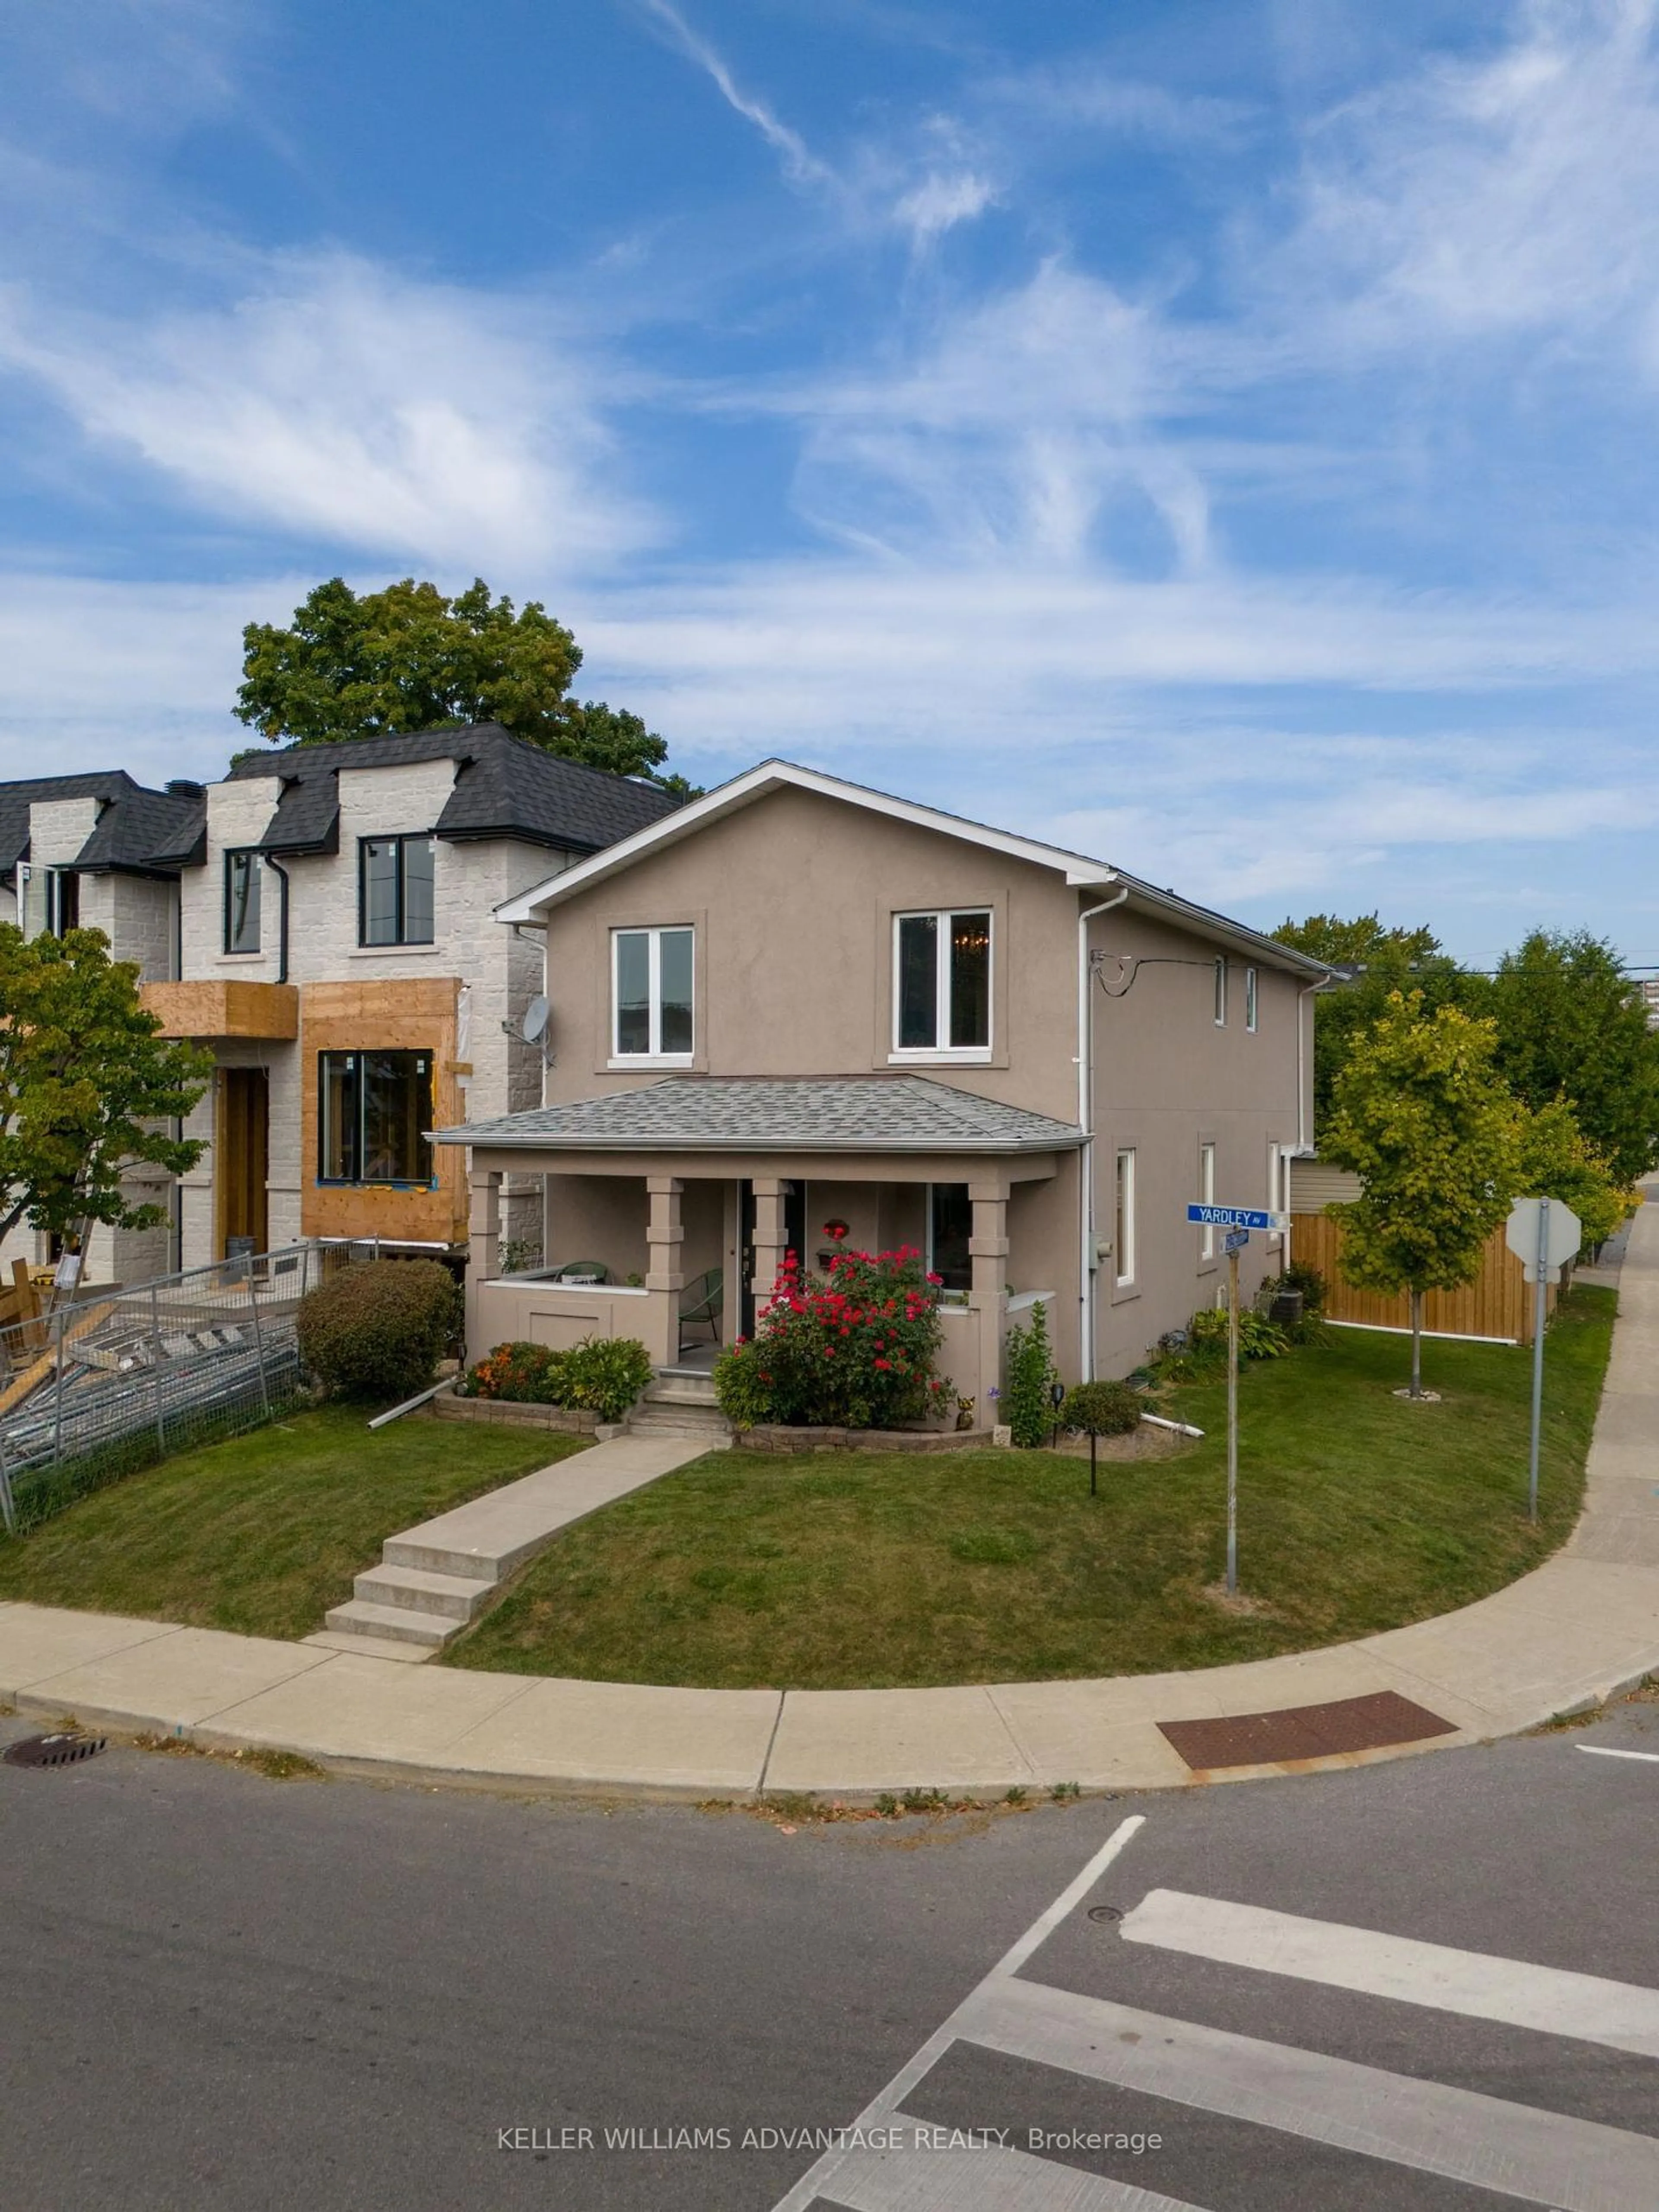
[519,783,1310,1382]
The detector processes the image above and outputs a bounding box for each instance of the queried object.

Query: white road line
[820,2136,1206,2212]
[1579,1745,1659,1764]
[1119,1887,1659,2059]
[767,1814,1147,2212]
[958,1976,1659,2212]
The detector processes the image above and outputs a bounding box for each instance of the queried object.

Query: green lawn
[0,1406,587,1641]
[443,1288,1615,1689]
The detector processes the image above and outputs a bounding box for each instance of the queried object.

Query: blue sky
[3,0,1659,961]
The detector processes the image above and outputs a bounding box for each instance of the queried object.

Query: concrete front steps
[624,1368,732,1445]
[311,1430,715,1661]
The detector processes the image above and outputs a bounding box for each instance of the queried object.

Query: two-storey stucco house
[440,763,1330,1404]
[0,769,207,1286]
[138,728,681,1271]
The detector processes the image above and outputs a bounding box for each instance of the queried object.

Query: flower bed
[737,1424,996,1454]
[455,1336,654,1426]
[715,1245,949,1430]
[432,1394,598,1435]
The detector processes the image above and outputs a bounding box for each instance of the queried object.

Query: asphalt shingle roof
[438,1076,1086,1154]
[0,772,205,878]
[227,725,684,857]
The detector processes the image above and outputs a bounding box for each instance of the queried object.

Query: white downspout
[1077,886,1130,1382]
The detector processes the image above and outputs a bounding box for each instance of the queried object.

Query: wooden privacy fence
[1289,1214,1556,1344]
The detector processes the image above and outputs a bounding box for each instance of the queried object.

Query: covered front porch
[437,1076,1086,1414]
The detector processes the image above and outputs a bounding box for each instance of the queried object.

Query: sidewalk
[2,1207,1656,1798]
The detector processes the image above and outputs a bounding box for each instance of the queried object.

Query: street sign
[1223,1227,1250,1254]
[1504,1196,1581,1285]
[1187,1205,1290,1232]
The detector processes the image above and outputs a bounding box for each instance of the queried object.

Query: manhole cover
[4,1732,108,1769]
[1087,1904,1123,1923]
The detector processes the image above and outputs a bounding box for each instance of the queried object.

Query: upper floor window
[224,850,261,954]
[45,868,78,938]
[359,834,435,947]
[1245,966,1259,1032]
[894,909,991,1055]
[318,1050,433,1184]
[613,926,693,1060]
[1213,957,1227,1026]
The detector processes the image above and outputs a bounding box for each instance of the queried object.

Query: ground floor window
[928,1182,972,1292]
[318,1050,433,1184]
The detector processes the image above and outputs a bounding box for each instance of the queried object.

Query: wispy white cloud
[984,63,1257,149]
[636,0,836,193]
[0,254,658,572]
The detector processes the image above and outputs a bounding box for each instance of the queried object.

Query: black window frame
[316,1049,435,1187]
[223,848,262,955]
[357,833,437,948]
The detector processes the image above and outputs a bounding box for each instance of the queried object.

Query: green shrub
[1002,1297,1058,1446]
[1062,1379,1142,1437]
[1189,1304,1290,1360]
[296,1259,461,1403]
[556,1335,654,1423]
[713,1339,779,1430]
[456,1341,569,1402]
[458,1335,652,1423]
[1276,1262,1328,1315]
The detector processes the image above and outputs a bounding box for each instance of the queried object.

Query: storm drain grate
[1157,1691,1456,1771]
[4,1731,108,1769]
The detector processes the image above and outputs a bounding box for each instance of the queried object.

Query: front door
[218,1068,270,1258]
[737,1179,807,1337]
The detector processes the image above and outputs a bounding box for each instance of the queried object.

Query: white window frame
[1214,957,1227,1027]
[1245,965,1259,1033]
[890,908,994,1062]
[1114,1147,1136,1288]
[1198,1141,1216,1262]
[610,925,695,1065]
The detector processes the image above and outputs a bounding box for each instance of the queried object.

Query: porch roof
[433,1075,1085,1155]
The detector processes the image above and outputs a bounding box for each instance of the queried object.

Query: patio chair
[678,1266,723,1355]
[550,1259,611,1285]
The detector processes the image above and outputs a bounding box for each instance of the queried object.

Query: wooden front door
[218,1068,270,1258]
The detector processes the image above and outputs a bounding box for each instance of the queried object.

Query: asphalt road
[3,1691,1656,2212]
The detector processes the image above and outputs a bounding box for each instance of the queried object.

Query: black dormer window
[224,850,262,954]
[359,834,435,946]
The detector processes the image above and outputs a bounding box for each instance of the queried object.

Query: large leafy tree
[1485,930,1659,1186]
[1322,991,1522,1398]
[1516,1098,1635,1256]
[1274,912,1473,1134]
[235,577,698,798]
[0,925,211,1250]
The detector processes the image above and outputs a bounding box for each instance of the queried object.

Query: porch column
[749,1176,789,1318]
[466,1166,502,1356]
[969,1175,1010,1416]
[644,1175,685,1368]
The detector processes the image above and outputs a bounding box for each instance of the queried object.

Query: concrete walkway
[2,1205,1656,1798]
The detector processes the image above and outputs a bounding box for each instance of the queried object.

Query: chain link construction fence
[0,1240,381,1535]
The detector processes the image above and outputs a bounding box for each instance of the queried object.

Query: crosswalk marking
[1118,1888,1659,2059]
[955,1973,1659,2212]
[819,2136,1207,2212]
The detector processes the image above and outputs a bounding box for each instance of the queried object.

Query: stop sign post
[1505,1197,1582,1523]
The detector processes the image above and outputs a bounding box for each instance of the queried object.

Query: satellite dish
[521,996,550,1046]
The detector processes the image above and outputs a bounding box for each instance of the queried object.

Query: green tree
[0,925,211,1250]
[1274,912,1472,1134]
[235,576,698,796]
[1515,1097,1635,1256]
[1322,991,1522,1398]
[1486,930,1659,1186]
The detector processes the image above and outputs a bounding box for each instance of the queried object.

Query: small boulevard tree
[0,924,210,1259]
[1322,992,1521,1399]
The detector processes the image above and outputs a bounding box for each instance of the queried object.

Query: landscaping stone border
[734,1423,996,1453]
[431,1395,598,1436]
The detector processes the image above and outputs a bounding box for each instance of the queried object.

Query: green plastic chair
[678,1266,723,1353]
[551,1259,611,1285]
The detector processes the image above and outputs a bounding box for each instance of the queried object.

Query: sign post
[1504,1197,1581,1523]
[1186,1208,1278,1596]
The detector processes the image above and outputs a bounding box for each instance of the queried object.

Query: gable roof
[434,1075,1085,1155]
[494,758,1329,976]
[226,725,684,859]
[0,771,205,881]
